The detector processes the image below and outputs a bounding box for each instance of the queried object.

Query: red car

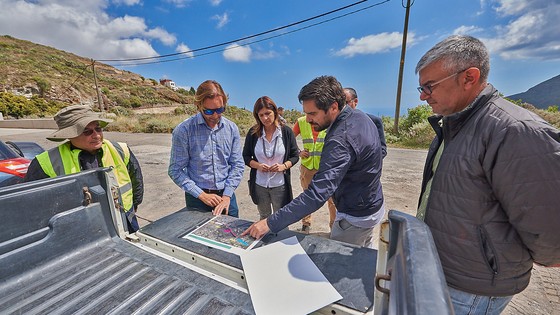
[0,140,44,187]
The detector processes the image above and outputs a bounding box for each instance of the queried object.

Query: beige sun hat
[47,105,112,142]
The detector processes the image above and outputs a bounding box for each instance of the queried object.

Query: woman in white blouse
[242,96,299,219]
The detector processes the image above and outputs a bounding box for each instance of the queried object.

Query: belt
[202,189,224,195]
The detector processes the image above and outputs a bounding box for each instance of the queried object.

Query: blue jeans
[448,286,513,315]
[184,192,239,217]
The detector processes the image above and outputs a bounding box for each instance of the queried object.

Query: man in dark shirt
[25,105,144,232]
[344,87,387,158]
[243,76,384,247]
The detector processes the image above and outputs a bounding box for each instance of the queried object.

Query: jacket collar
[327,104,351,133]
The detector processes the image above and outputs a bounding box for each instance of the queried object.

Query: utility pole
[393,0,413,135]
[92,59,104,112]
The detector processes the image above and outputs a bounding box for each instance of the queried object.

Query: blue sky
[1,0,559,117]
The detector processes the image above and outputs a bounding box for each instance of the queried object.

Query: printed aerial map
[182,215,261,254]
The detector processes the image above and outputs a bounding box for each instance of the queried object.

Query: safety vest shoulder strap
[36,142,80,177]
[107,141,130,165]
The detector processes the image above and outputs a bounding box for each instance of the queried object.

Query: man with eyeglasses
[169,80,244,217]
[415,35,560,315]
[24,105,144,232]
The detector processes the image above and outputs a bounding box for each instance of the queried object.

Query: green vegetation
[32,77,50,97]
[384,105,435,148]
[0,92,65,118]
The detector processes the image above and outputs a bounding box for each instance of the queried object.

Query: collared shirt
[254,126,285,188]
[168,112,245,198]
[267,106,384,233]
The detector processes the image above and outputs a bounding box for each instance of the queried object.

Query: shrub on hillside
[110,106,133,117]
[0,92,64,118]
[32,76,50,97]
[399,104,432,132]
[401,121,435,148]
[174,105,198,116]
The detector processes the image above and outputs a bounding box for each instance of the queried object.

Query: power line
[99,0,390,65]
[58,62,93,100]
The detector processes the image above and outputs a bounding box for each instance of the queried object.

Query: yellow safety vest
[36,140,134,212]
[298,116,326,170]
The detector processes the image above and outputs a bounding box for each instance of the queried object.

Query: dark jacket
[420,84,560,296]
[25,141,144,207]
[367,113,387,158]
[242,125,299,205]
[267,106,384,233]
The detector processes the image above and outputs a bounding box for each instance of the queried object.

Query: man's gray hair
[415,35,490,82]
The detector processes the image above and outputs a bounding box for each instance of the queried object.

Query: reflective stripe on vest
[35,140,134,212]
[298,116,326,170]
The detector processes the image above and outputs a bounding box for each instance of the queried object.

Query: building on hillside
[160,79,178,91]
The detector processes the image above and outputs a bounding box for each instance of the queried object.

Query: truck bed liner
[0,170,254,314]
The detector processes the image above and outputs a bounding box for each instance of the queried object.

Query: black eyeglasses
[202,107,226,115]
[417,69,466,95]
[82,126,103,136]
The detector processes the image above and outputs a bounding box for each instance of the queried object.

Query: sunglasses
[202,107,226,115]
[82,126,103,136]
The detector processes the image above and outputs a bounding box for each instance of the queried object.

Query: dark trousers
[184,192,239,217]
[123,210,140,232]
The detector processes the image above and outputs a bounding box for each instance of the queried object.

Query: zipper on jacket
[477,225,499,286]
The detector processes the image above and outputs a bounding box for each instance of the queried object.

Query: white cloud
[484,0,560,60]
[211,12,229,29]
[253,50,280,60]
[0,0,176,60]
[223,43,251,62]
[335,32,416,57]
[176,43,194,58]
[492,0,531,16]
[163,0,191,8]
[209,0,223,6]
[113,0,141,5]
[453,25,483,35]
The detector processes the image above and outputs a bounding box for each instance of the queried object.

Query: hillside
[507,74,560,109]
[0,35,194,110]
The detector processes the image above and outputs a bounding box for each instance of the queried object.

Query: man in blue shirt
[168,80,245,217]
[243,76,384,247]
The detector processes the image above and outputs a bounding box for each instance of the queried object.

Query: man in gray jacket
[416,35,560,315]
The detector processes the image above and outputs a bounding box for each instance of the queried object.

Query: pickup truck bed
[0,169,375,314]
[0,170,254,314]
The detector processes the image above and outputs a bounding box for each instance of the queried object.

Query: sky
[0,0,559,117]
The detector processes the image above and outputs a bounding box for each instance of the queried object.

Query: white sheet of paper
[241,236,342,315]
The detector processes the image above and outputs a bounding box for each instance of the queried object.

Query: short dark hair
[298,75,346,112]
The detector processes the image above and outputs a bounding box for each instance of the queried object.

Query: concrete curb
[0,119,57,129]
